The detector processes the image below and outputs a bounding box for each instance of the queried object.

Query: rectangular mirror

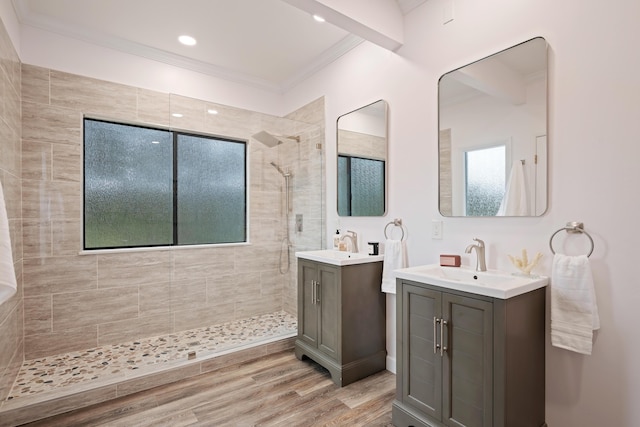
[439,37,548,217]
[337,100,388,216]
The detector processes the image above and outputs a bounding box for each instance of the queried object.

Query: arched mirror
[337,100,388,216]
[439,37,548,217]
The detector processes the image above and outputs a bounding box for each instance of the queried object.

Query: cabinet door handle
[441,319,448,356]
[316,281,321,303]
[433,317,441,354]
[311,280,316,305]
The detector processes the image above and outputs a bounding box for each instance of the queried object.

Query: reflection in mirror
[439,37,548,217]
[337,100,388,216]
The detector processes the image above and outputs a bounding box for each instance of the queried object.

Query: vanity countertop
[394,264,548,299]
[296,250,384,267]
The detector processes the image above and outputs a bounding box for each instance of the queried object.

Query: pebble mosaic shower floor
[6,311,297,402]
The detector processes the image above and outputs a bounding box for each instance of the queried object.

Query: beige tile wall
[439,128,452,216]
[337,129,386,160]
[21,65,325,359]
[0,17,23,402]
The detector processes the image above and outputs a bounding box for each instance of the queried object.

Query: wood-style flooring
[21,350,396,427]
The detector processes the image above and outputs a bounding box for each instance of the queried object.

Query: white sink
[295,250,384,266]
[394,264,548,299]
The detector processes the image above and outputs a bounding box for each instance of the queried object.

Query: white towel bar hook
[549,222,594,257]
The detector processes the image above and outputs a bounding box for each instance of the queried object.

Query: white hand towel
[381,239,406,294]
[497,160,528,216]
[551,253,600,355]
[0,180,17,305]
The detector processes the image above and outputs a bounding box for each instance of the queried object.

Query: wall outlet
[432,220,443,239]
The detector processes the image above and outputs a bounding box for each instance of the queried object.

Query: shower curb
[0,336,296,427]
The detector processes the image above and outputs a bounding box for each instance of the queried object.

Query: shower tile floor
[6,311,297,402]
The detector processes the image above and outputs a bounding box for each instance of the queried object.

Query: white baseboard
[386,355,396,374]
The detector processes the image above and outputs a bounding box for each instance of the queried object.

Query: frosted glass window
[465,145,506,216]
[337,155,385,216]
[84,120,173,249]
[177,134,246,244]
[84,119,246,250]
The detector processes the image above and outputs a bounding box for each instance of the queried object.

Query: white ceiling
[13,0,427,92]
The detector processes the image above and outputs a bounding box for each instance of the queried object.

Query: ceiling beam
[449,59,526,105]
[283,0,404,51]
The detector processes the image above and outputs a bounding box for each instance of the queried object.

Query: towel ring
[384,218,405,241]
[549,222,594,257]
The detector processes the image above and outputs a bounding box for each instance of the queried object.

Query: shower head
[270,162,291,177]
[252,130,300,147]
[253,131,282,147]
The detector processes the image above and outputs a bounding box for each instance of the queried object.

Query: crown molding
[280,34,363,92]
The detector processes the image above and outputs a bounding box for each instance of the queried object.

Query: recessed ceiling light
[312,14,325,23]
[178,35,197,46]
[172,113,183,118]
[151,140,160,144]
[207,109,218,115]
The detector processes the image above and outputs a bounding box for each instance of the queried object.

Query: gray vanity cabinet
[393,279,546,427]
[294,258,386,387]
[297,260,340,359]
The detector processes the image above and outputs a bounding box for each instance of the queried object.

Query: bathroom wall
[284,0,640,425]
[0,13,23,402]
[19,65,323,359]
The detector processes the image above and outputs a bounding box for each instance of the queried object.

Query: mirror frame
[438,37,548,217]
[337,99,388,217]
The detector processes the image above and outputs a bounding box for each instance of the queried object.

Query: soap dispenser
[333,229,341,249]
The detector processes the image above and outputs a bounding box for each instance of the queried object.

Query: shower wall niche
[20,64,325,360]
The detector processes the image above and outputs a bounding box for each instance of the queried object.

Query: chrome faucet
[465,238,487,271]
[341,230,358,253]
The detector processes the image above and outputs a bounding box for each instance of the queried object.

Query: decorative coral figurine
[508,249,543,276]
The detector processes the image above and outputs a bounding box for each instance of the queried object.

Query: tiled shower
[0,12,326,421]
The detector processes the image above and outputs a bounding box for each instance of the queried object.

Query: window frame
[82,117,248,252]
